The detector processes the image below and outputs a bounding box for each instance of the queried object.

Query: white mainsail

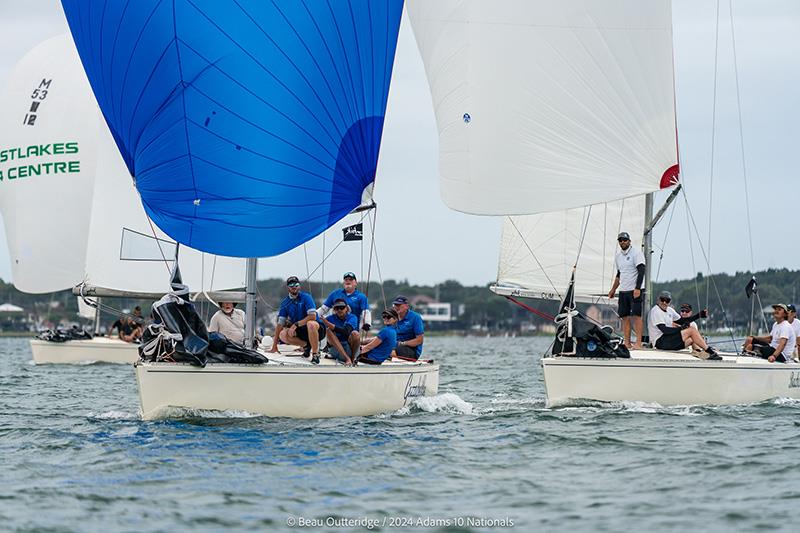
[407,0,679,216]
[494,198,646,302]
[0,34,98,293]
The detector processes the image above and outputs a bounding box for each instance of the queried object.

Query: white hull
[135,353,439,420]
[30,337,139,364]
[543,349,800,406]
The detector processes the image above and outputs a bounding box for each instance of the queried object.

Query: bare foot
[631,344,643,350]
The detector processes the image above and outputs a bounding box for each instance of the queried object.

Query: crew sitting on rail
[270,276,322,365]
[392,295,424,360]
[358,308,398,365]
[316,271,371,340]
[109,313,142,343]
[647,291,721,359]
[744,303,797,363]
[320,298,359,365]
[208,300,247,346]
[787,304,800,361]
[677,303,708,352]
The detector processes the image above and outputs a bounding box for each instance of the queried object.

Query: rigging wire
[508,216,562,301]
[706,0,722,311]
[728,0,756,272]
[680,188,739,352]
[146,217,173,275]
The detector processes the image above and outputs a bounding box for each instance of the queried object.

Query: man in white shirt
[208,301,247,346]
[608,232,646,349]
[647,291,721,359]
[744,303,797,363]
[787,304,800,360]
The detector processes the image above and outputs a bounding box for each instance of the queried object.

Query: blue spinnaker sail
[61,0,403,257]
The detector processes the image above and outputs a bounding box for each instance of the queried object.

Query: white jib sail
[496,197,646,302]
[0,34,98,293]
[407,0,679,216]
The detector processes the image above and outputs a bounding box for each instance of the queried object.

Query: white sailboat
[62,0,438,418]
[0,34,245,364]
[408,0,800,406]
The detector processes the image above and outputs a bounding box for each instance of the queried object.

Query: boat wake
[86,410,139,421]
[391,393,474,416]
[144,407,265,421]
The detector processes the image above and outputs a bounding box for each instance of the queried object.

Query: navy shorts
[618,290,644,318]
[655,332,685,351]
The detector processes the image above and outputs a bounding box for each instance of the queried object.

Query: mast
[244,258,258,348]
[92,299,102,335]
[643,193,655,333]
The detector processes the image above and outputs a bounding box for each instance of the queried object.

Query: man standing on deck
[608,232,646,349]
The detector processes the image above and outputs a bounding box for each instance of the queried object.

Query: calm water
[1,336,799,532]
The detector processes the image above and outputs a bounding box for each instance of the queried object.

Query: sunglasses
[660,298,671,303]
[333,306,346,310]
[617,239,630,243]
[381,314,395,320]
[287,283,300,288]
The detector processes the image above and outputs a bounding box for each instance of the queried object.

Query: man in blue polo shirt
[392,295,424,360]
[320,298,359,365]
[316,271,370,347]
[270,276,321,364]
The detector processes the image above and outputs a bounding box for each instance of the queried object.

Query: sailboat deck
[263,345,432,367]
[549,347,800,367]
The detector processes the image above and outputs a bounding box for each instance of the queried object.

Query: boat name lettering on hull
[403,373,428,404]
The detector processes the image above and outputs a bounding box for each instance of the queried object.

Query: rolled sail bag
[141,294,209,366]
[206,332,268,365]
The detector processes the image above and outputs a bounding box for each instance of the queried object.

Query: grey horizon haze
[0,1,797,289]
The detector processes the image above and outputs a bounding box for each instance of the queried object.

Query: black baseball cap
[343,271,357,280]
[658,290,672,301]
[392,295,409,305]
[286,276,300,286]
[789,304,797,313]
[332,298,347,309]
[382,308,399,320]
[680,303,692,312]
[617,232,631,241]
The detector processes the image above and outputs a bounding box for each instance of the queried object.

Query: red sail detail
[660,164,679,189]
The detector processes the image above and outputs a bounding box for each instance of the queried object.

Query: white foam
[772,397,800,407]
[146,406,264,420]
[407,392,474,415]
[87,410,138,420]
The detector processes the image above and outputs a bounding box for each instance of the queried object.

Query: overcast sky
[0,1,798,289]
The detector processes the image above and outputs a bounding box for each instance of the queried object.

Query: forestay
[494,198,645,302]
[62,0,404,258]
[0,34,97,293]
[407,0,679,215]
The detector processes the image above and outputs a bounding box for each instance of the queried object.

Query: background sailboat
[0,34,246,364]
[61,0,438,418]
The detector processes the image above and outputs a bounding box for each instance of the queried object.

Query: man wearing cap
[270,276,322,364]
[392,295,424,360]
[316,272,371,339]
[320,298,359,365]
[208,300,247,346]
[744,304,796,363]
[608,231,646,349]
[675,302,712,352]
[647,291,721,359]
[358,308,399,365]
[787,304,800,360]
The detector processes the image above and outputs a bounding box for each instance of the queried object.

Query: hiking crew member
[208,300,247,346]
[787,304,800,360]
[320,298,359,365]
[270,276,321,364]
[608,232,646,350]
[744,303,797,363]
[392,295,424,360]
[358,309,398,365]
[647,291,721,359]
[109,314,142,343]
